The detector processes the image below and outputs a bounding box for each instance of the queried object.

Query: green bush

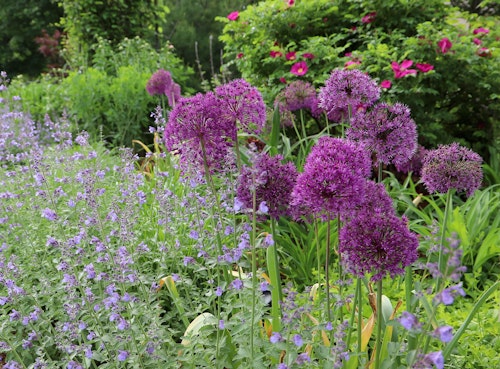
[219,0,500,162]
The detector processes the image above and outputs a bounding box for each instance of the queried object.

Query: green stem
[325,217,332,323]
[405,266,417,351]
[375,279,383,369]
[436,190,453,291]
[250,173,258,364]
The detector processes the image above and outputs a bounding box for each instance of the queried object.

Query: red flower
[227,11,239,21]
[473,27,489,35]
[362,12,376,24]
[279,77,287,84]
[290,61,308,76]
[302,53,315,59]
[391,60,417,79]
[286,51,297,61]
[473,38,482,45]
[380,80,392,89]
[287,0,295,6]
[270,50,283,58]
[437,38,452,53]
[477,47,492,57]
[416,63,434,73]
[236,53,244,59]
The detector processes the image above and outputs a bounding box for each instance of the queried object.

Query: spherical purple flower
[291,137,372,219]
[318,69,380,122]
[215,79,266,134]
[236,153,298,219]
[274,80,319,113]
[164,91,235,172]
[347,102,418,166]
[339,212,419,281]
[421,143,483,197]
[395,144,427,176]
[146,69,181,107]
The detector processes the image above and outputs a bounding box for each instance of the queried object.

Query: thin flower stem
[250,174,258,364]
[325,217,332,323]
[375,279,383,369]
[436,190,453,291]
[405,266,417,351]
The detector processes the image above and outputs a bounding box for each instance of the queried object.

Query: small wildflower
[433,326,453,343]
[117,350,129,361]
[292,334,303,347]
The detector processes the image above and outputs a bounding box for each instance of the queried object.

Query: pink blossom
[477,47,491,57]
[473,27,489,35]
[270,50,283,58]
[302,53,315,59]
[286,51,297,61]
[380,80,392,89]
[227,11,239,21]
[345,59,361,68]
[287,0,295,6]
[362,12,376,24]
[473,38,482,45]
[290,61,308,76]
[279,77,287,84]
[416,63,434,73]
[437,38,452,53]
[391,60,417,79]
[236,53,244,59]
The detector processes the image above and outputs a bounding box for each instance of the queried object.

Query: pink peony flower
[287,0,295,6]
[473,27,489,35]
[416,63,434,73]
[391,60,417,79]
[290,61,308,76]
[227,11,239,21]
[437,37,452,53]
[279,77,287,84]
[473,38,482,45]
[236,53,244,59]
[270,50,283,58]
[286,51,297,61]
[302,53,315,59]
[361,12,376,24]
[380,80,392,89]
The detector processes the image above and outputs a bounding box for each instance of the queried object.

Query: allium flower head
[318,69,380,122]
[146,69,181,107]
[339,212,419,281]
[237,152,298,219]
[164,92,234,172]
[347,102,418,166]
[291,137,372,219]
[421,143,483,197]
[274,80,318,113]
[215,79,266,135]
[395,144,427,176]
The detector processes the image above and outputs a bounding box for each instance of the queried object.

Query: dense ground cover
[1,1,499,369]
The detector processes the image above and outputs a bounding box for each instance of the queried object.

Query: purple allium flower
[215,79,266,134]
[433,325,453,343]
[421,143,483,197]
[347,102,418,166]
[117,350,129,361]
[164,92,234,173]
[291,137,371,219]
[395,144,427,176]
[339,213,419,281]
[318,69,380,122]
[274,80,319,113]
[399,311,422,331]
[146,69,181,107]
[237,152,298,219]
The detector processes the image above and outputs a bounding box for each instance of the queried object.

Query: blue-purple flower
[421,143,483,197]
[275,80,319,114]
[146,69,181,107]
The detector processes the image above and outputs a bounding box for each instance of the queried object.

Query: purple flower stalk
[339,212,419,281]
[236,152,298,219]
[164,91,235,172]
[347,102,418,166]
[318,69,380,122]
[146,69,181,107]
[421,143,483,197]
[215,79,266,135]
[291,137,372,219]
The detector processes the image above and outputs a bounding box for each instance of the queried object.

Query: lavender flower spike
[421,142,483,197]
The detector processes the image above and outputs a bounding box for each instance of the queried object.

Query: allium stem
[405,266,417,351]
[436,190,453,291]
[375,279,383,369]
[325,217,332,323]
[250,173,258,364]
